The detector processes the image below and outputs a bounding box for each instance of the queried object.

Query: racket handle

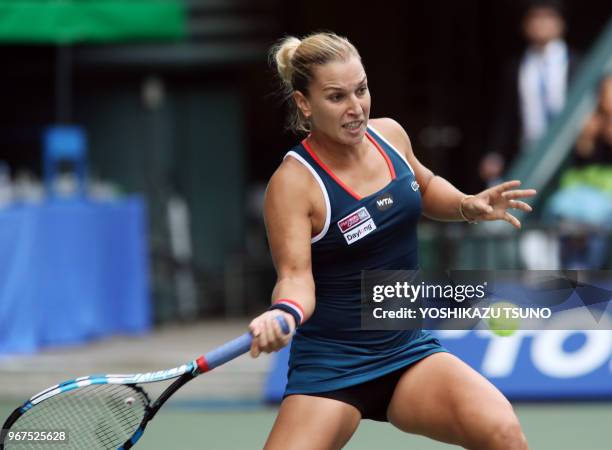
[198,315,290,372]
[275,315,291,334]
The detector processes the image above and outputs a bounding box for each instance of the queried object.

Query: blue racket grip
[201,315,290,372]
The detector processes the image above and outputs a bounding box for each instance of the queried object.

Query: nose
[347,94,364,116]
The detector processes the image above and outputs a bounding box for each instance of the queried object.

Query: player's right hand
[249,310,295,358]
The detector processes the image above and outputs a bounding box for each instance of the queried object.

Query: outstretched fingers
[492,180,522,194]
[504,211,521,229]
[508,199,533,212]
[501,188,537,200]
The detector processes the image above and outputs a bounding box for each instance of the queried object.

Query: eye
[328,93,343,102]
[357,86,368,96]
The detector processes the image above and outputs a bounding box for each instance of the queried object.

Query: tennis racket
[0,316,289,449]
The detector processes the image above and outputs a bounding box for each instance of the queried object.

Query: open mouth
[342,120,363,131]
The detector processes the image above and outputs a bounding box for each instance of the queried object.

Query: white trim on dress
[284,151,331,243]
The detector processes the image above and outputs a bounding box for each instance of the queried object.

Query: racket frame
[0,316,289,449]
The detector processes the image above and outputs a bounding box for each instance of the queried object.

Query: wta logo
[376,192,394,211]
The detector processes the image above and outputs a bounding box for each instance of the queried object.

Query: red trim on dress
[302,138,361,200]
[366,132,396,180]
[301,131,396,200]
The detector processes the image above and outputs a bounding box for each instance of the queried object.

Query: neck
[307,129,369,167]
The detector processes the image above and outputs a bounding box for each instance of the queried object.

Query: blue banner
[435,329,612,400]
[264,327,612,402]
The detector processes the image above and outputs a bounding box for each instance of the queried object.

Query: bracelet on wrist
[459,195,477,224]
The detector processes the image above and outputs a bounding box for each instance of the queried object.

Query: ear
[293,91,311,119]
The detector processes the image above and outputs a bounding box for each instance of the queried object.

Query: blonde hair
[269,32,361,134]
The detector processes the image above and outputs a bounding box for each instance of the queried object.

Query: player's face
[297,55,370,146]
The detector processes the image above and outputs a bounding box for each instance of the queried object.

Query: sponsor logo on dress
[342,219,377,245]
[337,207,371,233]
[411,180,420,191]
[376,192,394,211]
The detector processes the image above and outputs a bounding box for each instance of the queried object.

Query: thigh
[264,394,361,450]
[387,352,521,448]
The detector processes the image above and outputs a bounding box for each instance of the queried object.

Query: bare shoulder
[265,155,316,214]
[369,117,414,157]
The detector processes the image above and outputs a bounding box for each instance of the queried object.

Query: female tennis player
[249,32,534,450]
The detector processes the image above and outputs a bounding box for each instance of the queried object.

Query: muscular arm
[372,118,467,221]
[248,159,317,357]
[264,160,316,319]
[371,118,535,227]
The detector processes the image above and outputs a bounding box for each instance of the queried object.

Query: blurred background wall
[0,0,610,323]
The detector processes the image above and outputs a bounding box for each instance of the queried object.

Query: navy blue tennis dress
[283,124,446,396]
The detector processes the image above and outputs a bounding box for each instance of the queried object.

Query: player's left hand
[461,180,536,229]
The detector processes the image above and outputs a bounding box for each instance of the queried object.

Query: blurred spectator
[545,74,612,269]
[573,75,612,167]
[479,0,581,188]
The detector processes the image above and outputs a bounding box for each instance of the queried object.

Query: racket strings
[5,384,148,449]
